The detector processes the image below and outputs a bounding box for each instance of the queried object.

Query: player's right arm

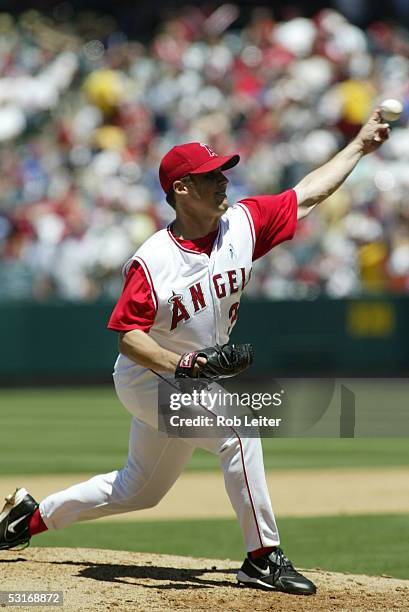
[294,108,390,219]
[238,111,389,258]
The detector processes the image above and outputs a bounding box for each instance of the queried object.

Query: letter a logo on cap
[199,143,217,157]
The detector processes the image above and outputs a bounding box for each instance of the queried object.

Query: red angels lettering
[213,273,227,298]
[227,269,238,294]
[241,266,252,290]
[189,282,207,313]
[168,293,190,330]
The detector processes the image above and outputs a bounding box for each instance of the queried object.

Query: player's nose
[218,172,229,188]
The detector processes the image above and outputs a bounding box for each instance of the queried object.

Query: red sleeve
[239,189,298,261]
[107,260,156,332]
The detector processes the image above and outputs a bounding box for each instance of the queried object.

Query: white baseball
[379,99,403,122]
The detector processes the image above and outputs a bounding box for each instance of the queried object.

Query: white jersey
[114,202,254,379]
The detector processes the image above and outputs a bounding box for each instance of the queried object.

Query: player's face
[188,169,229,213]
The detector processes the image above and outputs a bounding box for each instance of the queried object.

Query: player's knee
[139,496,161,509]
[127,491,163,510]
[113,466,166,509]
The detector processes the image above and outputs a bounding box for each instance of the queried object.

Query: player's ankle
[249,546,277,560]
[28,508,48,536]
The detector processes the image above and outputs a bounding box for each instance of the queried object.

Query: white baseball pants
[39,373,280,552]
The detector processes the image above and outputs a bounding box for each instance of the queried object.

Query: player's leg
[0,417,193,548]
[0,374,193,547]
[39,417,194,529]
[193,432,316,595]
[194,433,278,551]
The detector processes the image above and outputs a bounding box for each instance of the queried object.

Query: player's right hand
[356,108,390,155]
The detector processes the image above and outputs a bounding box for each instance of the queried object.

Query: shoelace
[269,547,297,576]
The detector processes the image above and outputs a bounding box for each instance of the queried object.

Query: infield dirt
[1,467,409,521]
[1,547,408,611]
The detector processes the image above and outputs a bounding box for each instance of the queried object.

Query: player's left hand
[355,108,390,155]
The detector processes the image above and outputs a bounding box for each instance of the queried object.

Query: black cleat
[0,488,38,551]
[237,547,316,595]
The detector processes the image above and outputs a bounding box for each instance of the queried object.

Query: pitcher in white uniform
[0,110,390,595]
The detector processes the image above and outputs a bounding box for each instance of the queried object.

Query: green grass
[1,387,409,474]
[1,388,129,474]
[32,514,409,579]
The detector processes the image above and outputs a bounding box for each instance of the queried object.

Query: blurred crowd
[1,6,409,302]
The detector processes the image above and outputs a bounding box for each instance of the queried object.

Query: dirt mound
[1,548,408,611]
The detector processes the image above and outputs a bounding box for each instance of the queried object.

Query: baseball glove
[175,343,254,379]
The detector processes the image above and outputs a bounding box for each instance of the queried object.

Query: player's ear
[173,179,189,197]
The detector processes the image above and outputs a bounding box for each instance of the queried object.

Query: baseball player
[0,109,389,596]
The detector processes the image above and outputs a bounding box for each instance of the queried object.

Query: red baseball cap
[159,142,240,195]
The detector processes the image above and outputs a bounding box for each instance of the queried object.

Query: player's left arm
[295,108,390,220]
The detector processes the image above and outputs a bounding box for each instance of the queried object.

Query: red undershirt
[108,190,298,332]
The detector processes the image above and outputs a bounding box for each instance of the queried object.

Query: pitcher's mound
[1,547,408,611]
